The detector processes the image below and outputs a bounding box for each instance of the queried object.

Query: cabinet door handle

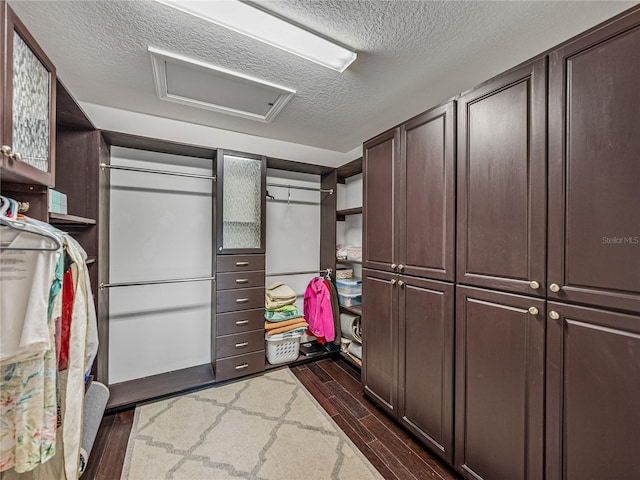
[235,363,249,370]
[528,306,539,315]
[390,279,397,286]
[529,280,540,289]
[235,319,249,326]
[549,311,560,320]
[1,145,12,157]
[398,280,405,287]
[549,283,561,293]
[235,278,249,284]
[235,341,249,348]
[398,264,405,271]
[10,152,22,162]
[235,261,250,267]
[391,263,397,270]
[236,298,249,303]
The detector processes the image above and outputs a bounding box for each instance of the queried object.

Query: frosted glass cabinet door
[216,152,266,253]
[1,4,56,186]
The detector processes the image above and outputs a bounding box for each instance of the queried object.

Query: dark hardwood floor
[85,358,460,480]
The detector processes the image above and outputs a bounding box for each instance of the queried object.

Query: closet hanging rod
[266,268,332,277]
[266,183,333,195]
[99,276,215,290]
[100,163,216,181]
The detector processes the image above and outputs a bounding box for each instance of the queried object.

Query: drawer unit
[217,270,265,290]
[216,287,265,313]
[215,330,265,359]
[215,351,265,382]
[217,254,265,273]
[216,309,264,336]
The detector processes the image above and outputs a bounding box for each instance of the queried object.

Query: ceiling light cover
[156,0,357,72]
[149,47,296,123]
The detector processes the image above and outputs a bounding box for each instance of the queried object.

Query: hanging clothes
[303,277,335,342]
[323,279,341,350]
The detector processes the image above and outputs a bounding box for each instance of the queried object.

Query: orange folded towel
[264,317,304,331]
[266,321,308,336]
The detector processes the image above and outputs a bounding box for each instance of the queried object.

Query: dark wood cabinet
[457,59,547,297]
[546,302,640,480]
[400,102,456,281]
[548,10,640,313]
[364,101,456,281]
[363,129,399,273]
[362,268,398,416]
[398,276,454,464]
[455,285,545,480]
[1,1,56,186]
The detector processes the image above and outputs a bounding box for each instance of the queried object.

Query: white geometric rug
[121,368,384,480]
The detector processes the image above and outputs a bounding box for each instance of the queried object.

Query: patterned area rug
[121,368,383,480]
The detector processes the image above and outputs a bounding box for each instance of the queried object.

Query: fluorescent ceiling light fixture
[156,0,357,72]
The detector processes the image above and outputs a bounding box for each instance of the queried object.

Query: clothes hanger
[0,216,62,251]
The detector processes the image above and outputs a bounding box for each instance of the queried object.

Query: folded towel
[265,317,305,331]
[340,313,362,343]
[265,306,303,321]
[266,320,309,336]
[347,341,362,360]
[265,282,297,309]
[268,304,299,312]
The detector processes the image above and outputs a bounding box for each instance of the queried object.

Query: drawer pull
[235,341,249,348]
[236,298,249,303]
[235,363,249,370]
[235,278,249,284]
[235,261,250,267]
[235,319,249,326]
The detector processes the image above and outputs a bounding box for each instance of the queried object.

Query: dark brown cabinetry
[362,269,454,463]
[455,286,545,480]
[457,59,547,297]
[398,276,454,464]
[1,1,56,186]
[548,12,640,313]
[363,101,456,280]
[545,303,640,480]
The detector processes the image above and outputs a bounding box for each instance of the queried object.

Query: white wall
[108,147,213,384]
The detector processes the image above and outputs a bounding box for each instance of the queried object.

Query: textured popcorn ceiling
[9,0,637,156]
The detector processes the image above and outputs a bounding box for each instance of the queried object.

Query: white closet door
[108,147,213,384]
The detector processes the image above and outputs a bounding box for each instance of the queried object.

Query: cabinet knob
[1,145,12,157]
[398,280,405,287]
[549,283,561,293]
[398,264,405,271]
[390,279,397,286]
[529,280,540,289]
[391,263,397,270]
[549,311,560,320]
[11,152,22,162]
[528,306,539,315]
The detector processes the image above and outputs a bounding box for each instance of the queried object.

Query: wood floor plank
[329,394,376,443]
[291,366,339,417]
[82,414,115,479]
[307,361,333,383]
[361,415,445,480]
[331,413,398,480]
[94,410,134,480]
[324,380,371,419]
[368,439,421,480]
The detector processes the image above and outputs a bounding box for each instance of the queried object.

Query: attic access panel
[149,47,295,123]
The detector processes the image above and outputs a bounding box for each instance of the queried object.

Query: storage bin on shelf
[335,278,362,295]
[338,292,362,307]
[345,246,362,261]
[335,267,353,279]
[265,331,302,365]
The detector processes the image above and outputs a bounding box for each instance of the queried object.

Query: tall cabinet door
[363,128,400,273]
[457,59,546,297]
[546,303,640,480]
[398,276,454,464]
[455,286,545,480]
[399,101,456,281]
[548,11,640,313]
[362,268,398,416]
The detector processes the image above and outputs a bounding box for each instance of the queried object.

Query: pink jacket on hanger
[304,277,335,341]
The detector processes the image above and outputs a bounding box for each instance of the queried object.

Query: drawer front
[217,254,265,273]
[217,287,265,313]
[217,271,265,291]
[216,330,265,359]
[215,351,265,382]
[217,309,265,336]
